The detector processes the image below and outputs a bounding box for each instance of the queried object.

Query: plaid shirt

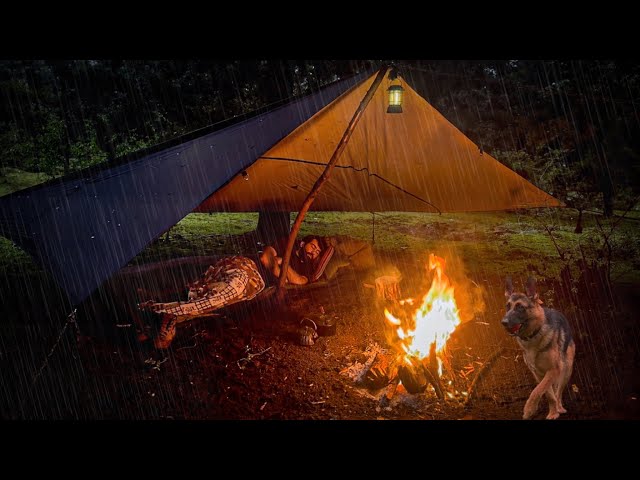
[143,256,265,318]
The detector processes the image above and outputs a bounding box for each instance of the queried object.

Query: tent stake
[276,65,390,302]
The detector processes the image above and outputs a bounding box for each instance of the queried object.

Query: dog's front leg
[544,385,560,420]
[523,369,558,420]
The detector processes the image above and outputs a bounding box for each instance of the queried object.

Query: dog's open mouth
[508,323,523,335]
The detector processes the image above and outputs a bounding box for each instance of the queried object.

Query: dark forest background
[1,59,639,218]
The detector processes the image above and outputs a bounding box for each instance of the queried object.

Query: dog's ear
[505,276,514,298]
[525,276,539,301]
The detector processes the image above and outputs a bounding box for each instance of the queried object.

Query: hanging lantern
[387,84,404,114]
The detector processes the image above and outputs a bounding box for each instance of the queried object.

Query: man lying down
[137,235,374,349]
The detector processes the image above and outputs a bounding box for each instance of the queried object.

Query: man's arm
[272,257,309,285]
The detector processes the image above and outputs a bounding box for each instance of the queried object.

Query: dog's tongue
[510,323,522,334]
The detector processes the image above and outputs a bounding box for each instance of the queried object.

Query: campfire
[375,254,463,399]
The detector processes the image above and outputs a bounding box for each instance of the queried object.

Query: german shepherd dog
[502,276,576,419]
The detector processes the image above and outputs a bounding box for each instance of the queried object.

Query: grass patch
[167,212,259,238]
[1,209,639,290]
[0,167,51,197]
[128,209,640,282]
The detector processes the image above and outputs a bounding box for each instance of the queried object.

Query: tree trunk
[574,209,583,234]
[255,211,291,246]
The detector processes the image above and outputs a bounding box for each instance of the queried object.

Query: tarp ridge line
[260,155,442,214]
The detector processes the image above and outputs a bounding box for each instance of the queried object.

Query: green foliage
[69,122,108,171]
[0,236,40,275]
[113,133,155,158]
[0,123,36,171]
[0,167,50,197]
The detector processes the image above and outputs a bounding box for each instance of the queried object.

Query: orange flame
[385,253,461,365]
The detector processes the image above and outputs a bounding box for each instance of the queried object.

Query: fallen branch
[463,344,507,409]
[176,331,208,352]
[144,357,168,371]
[237,347,272,370]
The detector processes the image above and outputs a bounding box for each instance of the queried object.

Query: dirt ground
[17,252,633,421]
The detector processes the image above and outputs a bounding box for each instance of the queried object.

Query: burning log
[363,274,402,303]
[398,361,427,394]
[385,377,401,401]
[375,275,402,302]
[423,342,445,400]
[362,352,399,390]
[421,365,444,399]
[439,342,456,376]
[395,350,445,399]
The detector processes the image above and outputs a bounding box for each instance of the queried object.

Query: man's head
[300,236,322,262]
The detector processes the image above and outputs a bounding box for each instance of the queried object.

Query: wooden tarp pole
[276,65,390,302]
